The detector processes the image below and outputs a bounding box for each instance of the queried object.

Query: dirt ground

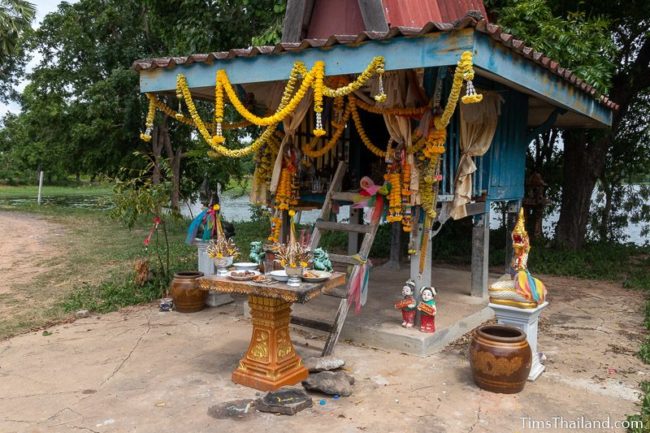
[0,272,647,433]
[0,212,69,335]
[0,212,648,432]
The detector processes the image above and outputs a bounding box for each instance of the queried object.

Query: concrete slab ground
[292,266,495,356]
[0,271,646,433]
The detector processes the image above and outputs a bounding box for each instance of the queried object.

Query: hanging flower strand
[434,51,482,130]
[140,96,156,142]
[216,62,316,127]
[312,61,326,137]
[214,71,225,144]
[374,63,387,103]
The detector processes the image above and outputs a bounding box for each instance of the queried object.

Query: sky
[1,0,76,116]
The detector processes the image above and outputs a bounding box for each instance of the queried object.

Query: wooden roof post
[357,0,389,32]
[282,0,315,43]
[471,211,490,298]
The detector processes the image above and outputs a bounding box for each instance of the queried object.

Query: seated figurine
[417,286,437,333]
[394,279,417,327]
[249,241,264,264]
[489,208,547,309]
[312,247,333,272]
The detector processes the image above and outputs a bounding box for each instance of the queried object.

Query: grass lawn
[0,203,195,339]
[0,184,114,198]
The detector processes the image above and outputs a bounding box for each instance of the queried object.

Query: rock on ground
[207,399,255,420]
[303,356,345,372]
[255,388,312,415]
[302,371,355,397]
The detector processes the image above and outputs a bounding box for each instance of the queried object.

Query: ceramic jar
[169,271,206,313]
[469,325,532,394]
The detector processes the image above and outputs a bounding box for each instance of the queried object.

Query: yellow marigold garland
[434,51,482,130]
[316,56,386,99]
[302,103,351,158]
[385,169,403,223]
[401,157,412,232]
[268,213,282,243]
[354,97,428,117]
[216,62,314,127]
[146,93,251,130]
[140,97,156,142]
[312,61,326,137]
[349,96,387,158]
[207,124,277,159]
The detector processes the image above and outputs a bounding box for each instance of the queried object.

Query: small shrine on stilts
[133,0,617,365]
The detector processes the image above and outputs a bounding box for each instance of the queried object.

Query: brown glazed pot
[169,271,206,313]
[469,325,532,394]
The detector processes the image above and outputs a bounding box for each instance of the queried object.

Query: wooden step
[315,220,372,233]
[328,253,361,265]
[322,285,348,299]
[290,316,333,333]
[331,191,358,202]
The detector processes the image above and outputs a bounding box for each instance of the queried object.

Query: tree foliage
[0,0,35,58]
[0,0,35,101]
[489,0,650,247]
[0,0,285,202]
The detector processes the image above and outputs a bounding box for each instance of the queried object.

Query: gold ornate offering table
[198,272,346,391]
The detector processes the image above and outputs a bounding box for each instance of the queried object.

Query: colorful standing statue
[312,247,333,272]
[417,286,437,333]
[249,241,265,265]
[394,279,417,328]
[489,208,547,308]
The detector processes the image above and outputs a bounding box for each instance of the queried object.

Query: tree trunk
[598,179,613,242]
[151,123,163,185]
[555,36,649,249]
[555,131,607,249]
[161,120,182,213]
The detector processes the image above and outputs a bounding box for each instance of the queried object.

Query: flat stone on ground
[255,388,313,415]
[207,399,256,420]
[303,356,345,372]
[302,371,355,397]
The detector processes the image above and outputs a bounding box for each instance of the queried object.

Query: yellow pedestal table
[198,272,346,391]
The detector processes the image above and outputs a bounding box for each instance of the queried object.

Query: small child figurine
[417,286,437,333]
[394,279,417,328]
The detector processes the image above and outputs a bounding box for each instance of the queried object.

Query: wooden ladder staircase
[290,162,380,356]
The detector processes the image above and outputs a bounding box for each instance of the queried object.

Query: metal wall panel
[485,90,528,201]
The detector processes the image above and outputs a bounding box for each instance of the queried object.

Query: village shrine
[133,0,617,390]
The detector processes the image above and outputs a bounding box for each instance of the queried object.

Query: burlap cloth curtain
[373,71,422,204]
[270,88,313,193]
[448,92,503,219]
[244,81,313,203]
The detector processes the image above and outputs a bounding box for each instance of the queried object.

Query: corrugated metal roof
[132,15,618,110]
[382,0,488,26]
[305,0,366,39]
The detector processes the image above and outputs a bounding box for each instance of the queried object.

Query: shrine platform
[290,265,497,356]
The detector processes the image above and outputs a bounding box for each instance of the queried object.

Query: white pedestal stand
[196,239,233,307]
[488,301,548,381]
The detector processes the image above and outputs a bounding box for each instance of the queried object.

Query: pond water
[0,195,113,210]
[2,191,645,245]
[180,194,348,224]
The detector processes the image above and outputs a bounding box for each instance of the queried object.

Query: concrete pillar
[409,222,432,300]
[196,239,233,307]
[471,211,490,298]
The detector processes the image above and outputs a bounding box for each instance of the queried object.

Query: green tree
[1,0,285,205]
[489,0,650,248]
[0,0,35,101]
